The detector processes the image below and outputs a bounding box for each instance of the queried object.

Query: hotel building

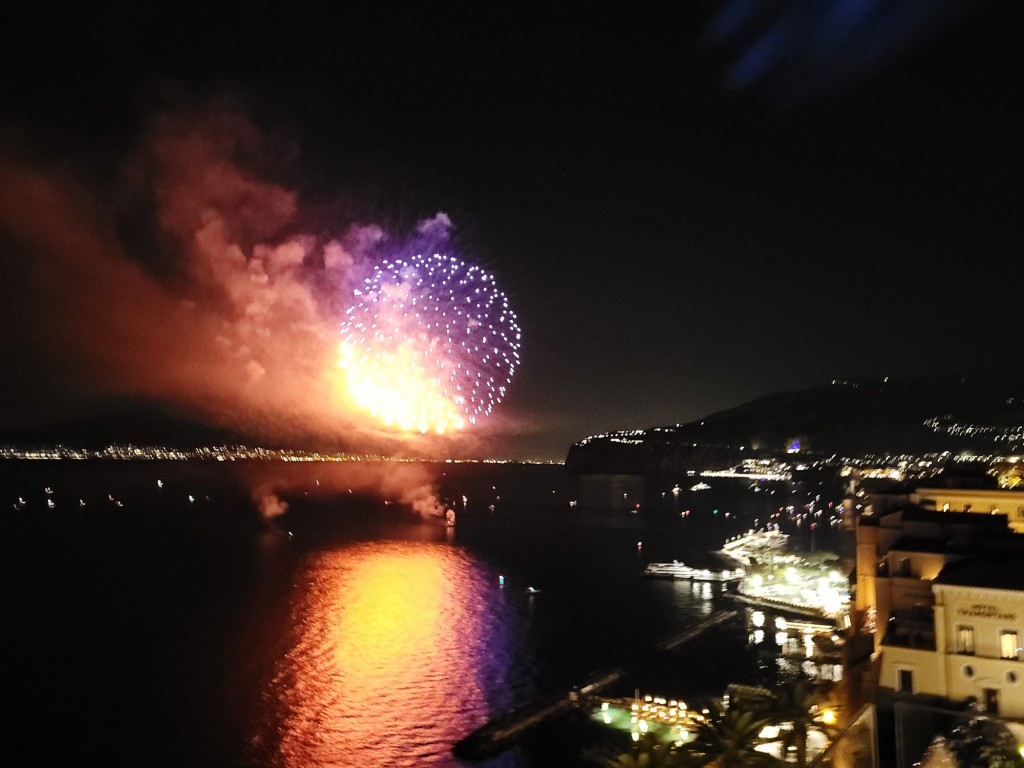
[850,487,1024,717]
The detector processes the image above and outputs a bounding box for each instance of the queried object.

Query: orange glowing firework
[338,254,520,434]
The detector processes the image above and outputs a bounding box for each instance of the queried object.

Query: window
[898,669,914,694]
[1000,630,1020,660]
[958,625,975,655]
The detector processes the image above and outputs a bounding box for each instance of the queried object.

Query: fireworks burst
[338,253,521,434]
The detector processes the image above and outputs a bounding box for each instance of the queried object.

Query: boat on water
[690,482,712,491]
[642,561,745,583]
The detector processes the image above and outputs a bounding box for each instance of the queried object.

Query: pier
[454,611,744,760]
[453,667,624,760]
[654,609,742,651]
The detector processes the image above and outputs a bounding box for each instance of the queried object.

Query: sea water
[1,459,848,767]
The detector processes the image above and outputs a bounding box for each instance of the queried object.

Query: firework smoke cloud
[0,101,521,454]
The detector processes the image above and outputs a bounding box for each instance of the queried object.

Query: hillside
[565,375,1024,475]
[2,375,1021,470]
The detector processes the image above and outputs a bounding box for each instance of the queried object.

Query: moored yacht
[642,561,745,583]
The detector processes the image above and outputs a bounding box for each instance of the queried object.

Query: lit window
[958,626,975,655]
[1000,631,1020,660]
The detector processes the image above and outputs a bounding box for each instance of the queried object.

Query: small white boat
[526,586,542,594]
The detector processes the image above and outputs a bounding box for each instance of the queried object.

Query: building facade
[879,565,1024,718]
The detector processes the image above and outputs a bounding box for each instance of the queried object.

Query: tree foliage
[755,673,835,768]
[678,704,786,768]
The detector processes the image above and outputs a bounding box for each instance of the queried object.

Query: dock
[654,609,742,651]
[453,667,624,761]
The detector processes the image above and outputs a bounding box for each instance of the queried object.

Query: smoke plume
[0,100,464,455]
[247,461,448,522]
[0,96,485,518]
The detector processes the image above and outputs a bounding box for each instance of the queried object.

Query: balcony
[882,610,936,651]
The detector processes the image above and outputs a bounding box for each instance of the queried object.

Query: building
[853,506,1013,645]
[879,558,1024,718]
[844,490,1024,766]
[912,487,1024,533]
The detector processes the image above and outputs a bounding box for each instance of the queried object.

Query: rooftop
[934,558,1024,591]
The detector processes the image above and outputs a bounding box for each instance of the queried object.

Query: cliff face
[565,375,1024,475]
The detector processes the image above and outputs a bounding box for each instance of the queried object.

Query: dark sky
[1,1,1021,460]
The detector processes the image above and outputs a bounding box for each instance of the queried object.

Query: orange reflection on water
[337,548,445,667]
[268,541,499,767]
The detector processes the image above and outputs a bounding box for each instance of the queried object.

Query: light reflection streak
[262,541,509,767]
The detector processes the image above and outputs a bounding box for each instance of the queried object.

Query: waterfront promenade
[716,530,849,625]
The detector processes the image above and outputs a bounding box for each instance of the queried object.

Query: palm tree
[947,713,1024,768]
[678,704,786,768]
[584,740,685,768]
[756,674,834,768]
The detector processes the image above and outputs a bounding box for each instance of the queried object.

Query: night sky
[1,1,1020,461]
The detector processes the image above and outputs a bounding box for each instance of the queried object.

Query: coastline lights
[338,253,521,434]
